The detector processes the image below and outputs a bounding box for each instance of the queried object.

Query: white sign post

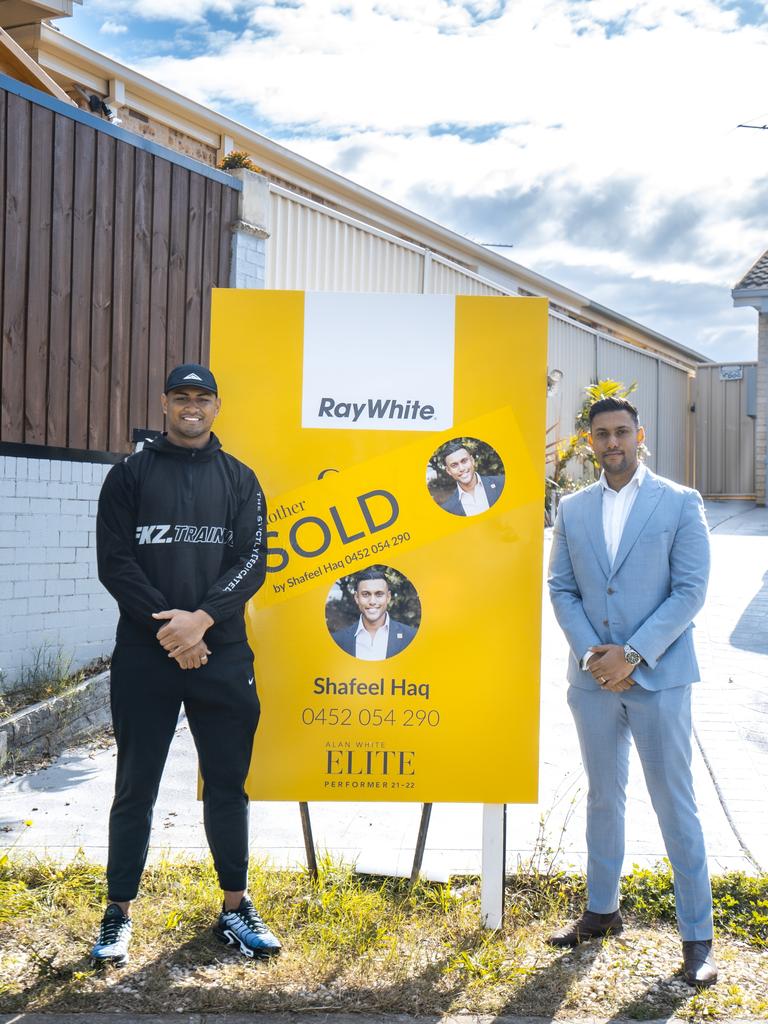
[481,803,507,929]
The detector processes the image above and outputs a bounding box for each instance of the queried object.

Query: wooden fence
[0,72,240,453]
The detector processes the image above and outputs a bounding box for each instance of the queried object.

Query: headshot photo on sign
[427,437,505,517]
[326,565,421,661]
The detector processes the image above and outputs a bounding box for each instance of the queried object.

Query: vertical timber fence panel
[109,143,135,453]
[26,104,54,446]
[48,113,74,449]
[2,91,30,443]
[90,131,116,453]
[0,73,241,455]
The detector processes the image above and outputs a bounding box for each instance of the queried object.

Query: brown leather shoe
[682,940,718,987]
[547,909,623,947]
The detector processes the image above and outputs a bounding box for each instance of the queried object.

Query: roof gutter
[732,287,768,313]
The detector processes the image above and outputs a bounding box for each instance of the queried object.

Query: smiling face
[444,447,478,490]
[354,577,391,630]
[161,386,221,448]
[589,410,645,487]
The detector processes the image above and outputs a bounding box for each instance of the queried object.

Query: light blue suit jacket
[548,469,710,691]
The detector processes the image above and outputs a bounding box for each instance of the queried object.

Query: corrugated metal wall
[658,362,691,485]
[547,315,597,447]
[269,186,424,292]
[694,364,756,497]
[266,185,693,484]
[428,255,509,297]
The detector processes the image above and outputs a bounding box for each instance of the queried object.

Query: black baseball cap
[164,363,218,395]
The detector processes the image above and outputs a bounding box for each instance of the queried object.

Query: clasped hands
[586,643,635,692]
[152,608,214,671]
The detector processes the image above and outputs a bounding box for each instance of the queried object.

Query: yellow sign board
[211,290,548,802]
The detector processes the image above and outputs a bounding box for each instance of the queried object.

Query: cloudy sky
[64,0,768,360]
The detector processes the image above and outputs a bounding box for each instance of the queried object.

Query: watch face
[625,647,641,665]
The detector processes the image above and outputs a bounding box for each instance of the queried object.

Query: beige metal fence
[694,363,756,498]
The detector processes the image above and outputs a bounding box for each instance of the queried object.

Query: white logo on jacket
[135,524,234,545]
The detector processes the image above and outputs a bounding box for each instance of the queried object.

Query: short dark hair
[440,439,472,463]
[354,566,390,591]
[588,397,639,426]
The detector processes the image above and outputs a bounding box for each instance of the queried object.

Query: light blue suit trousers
[549,470,713,940]
[567,682,712,939]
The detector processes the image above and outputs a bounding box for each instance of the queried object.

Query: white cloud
[100,19,128,34]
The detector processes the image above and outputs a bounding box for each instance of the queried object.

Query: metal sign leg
[409,802,433,887]
[299,801,319,880]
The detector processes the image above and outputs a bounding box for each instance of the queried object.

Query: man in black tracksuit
[91,363,280,964]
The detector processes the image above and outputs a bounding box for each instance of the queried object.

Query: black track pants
[106,641,260,902]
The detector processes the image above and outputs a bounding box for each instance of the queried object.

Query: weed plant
[0,648,110,717]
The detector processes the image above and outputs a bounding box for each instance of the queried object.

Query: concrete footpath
[1,501,767,879]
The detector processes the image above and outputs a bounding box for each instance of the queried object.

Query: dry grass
[0,853,766,1020]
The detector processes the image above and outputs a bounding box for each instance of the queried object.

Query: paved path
[1,501,766,878]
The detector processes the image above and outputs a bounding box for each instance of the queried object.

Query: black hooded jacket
[96,433,267,647]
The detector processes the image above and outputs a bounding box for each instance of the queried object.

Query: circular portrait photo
[427,437,505,517]
[326,565,421,661]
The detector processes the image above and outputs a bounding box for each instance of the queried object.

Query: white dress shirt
[582,462,647,669]
[458,475,490,516]
[354,613,390,660]
[600,462,647,566]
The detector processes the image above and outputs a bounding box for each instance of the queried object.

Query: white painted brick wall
[0,456,118,690]
[231,230,266,289]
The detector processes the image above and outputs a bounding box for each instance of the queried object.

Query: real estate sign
[211,290,548,803]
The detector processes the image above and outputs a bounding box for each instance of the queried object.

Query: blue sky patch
[428,122,507,143]
[598,16,632,38]
[722,0,768,26]
[69,4,265,63]
[464,1,507,25]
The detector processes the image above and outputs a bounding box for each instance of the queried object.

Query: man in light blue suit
[547,397,717,988]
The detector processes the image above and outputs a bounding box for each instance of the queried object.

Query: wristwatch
[624,644,642,666]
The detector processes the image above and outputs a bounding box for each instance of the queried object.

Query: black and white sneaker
[90,903,132,966]
[214,896,281,958]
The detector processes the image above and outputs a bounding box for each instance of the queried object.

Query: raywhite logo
[302,293,455,431]
[183,372,203,381]
[318,397,435,423]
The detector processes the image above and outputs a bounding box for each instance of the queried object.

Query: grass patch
[624,860,768,948]
[0,648,110,717]
[0,852,766,1019]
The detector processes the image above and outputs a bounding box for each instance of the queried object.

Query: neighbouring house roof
[0,0,80,30]
[0,25,72,102]
[732,249,768,313]
[734,249,768,291]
